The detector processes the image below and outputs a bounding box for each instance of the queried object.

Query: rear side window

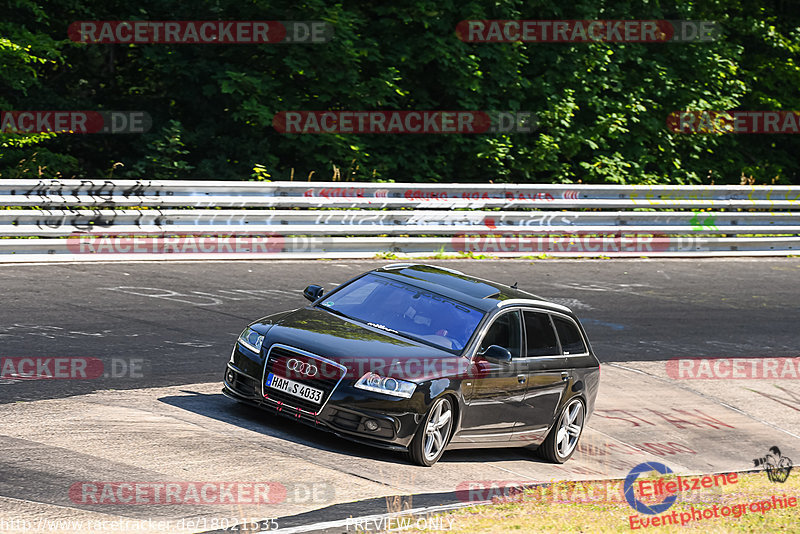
[553,317,587,355]
[523,311,559,356]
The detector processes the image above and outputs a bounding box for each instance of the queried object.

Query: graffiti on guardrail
[6,180,800,203]
[10,179,165,202]
[120,180,156,198]
[4,210,168,230]
[18,210,797,230]
[29,209,121,230]
[24,179,112,199]
[9,210,799,231]
[2,181,799,257]
[689,212,717,231]
[300,212,576,227]
[629,186,800,203]
[402,188,553,200]
[303,187,366,198]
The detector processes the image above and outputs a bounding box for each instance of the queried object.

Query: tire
[408,396,454,467]
[537,398,585,463]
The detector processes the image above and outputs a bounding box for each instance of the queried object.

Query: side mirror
[303,285,324,302]
[481,345,513,364]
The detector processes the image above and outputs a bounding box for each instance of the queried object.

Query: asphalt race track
[1,258,798,533]
[2,258,798,401]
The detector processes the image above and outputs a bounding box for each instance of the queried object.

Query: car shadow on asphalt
[158,390,547,467]
[158,389,415,465]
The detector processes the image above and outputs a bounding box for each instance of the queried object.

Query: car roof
[372,263,572,314]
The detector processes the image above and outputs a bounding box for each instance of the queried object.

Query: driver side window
[479,310,521,358]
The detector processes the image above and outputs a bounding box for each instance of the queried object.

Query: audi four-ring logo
[286,358,318,376]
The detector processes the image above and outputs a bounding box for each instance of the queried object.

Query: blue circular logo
[624,462,677,515]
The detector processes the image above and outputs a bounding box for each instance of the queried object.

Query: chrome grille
[262,344,346,415]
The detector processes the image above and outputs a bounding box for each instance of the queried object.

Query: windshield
[317,273,484,352]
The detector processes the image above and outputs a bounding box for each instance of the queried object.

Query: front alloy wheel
[408,397,453,466]
[538,398,585,463]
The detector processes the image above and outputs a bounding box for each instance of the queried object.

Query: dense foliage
[2,0,799,184]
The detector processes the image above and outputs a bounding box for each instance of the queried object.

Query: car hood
[258,306,473,381]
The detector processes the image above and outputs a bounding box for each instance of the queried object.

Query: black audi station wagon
[223,264,600,466]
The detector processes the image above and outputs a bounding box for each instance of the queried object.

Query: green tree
[1,0,798,184]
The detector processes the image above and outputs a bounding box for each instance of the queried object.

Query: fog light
[364,419,379,432]
[226,370,236,383]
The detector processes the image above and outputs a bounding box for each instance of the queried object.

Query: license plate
[266,372,324,404]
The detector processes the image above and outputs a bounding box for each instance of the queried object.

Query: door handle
[517,374,526,384]
[561,372,570,382]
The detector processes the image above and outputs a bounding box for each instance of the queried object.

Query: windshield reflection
[317,274,484,352]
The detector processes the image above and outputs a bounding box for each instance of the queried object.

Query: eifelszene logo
[753,446,793,483]
[624,462,678,515]
[623,462,738,516]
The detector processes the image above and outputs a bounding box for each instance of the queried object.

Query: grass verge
[382,471,799,533]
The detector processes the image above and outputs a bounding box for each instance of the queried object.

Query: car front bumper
[223,362,421,451]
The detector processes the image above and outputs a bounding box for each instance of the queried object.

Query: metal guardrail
[1,179,799,261]
[3,209,800,236]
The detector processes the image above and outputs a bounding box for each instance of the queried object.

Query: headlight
[238,327,265,353]
[354,372,416,398]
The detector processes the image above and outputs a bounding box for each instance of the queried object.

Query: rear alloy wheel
[537,398,585,463]
[408,397,453,467]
